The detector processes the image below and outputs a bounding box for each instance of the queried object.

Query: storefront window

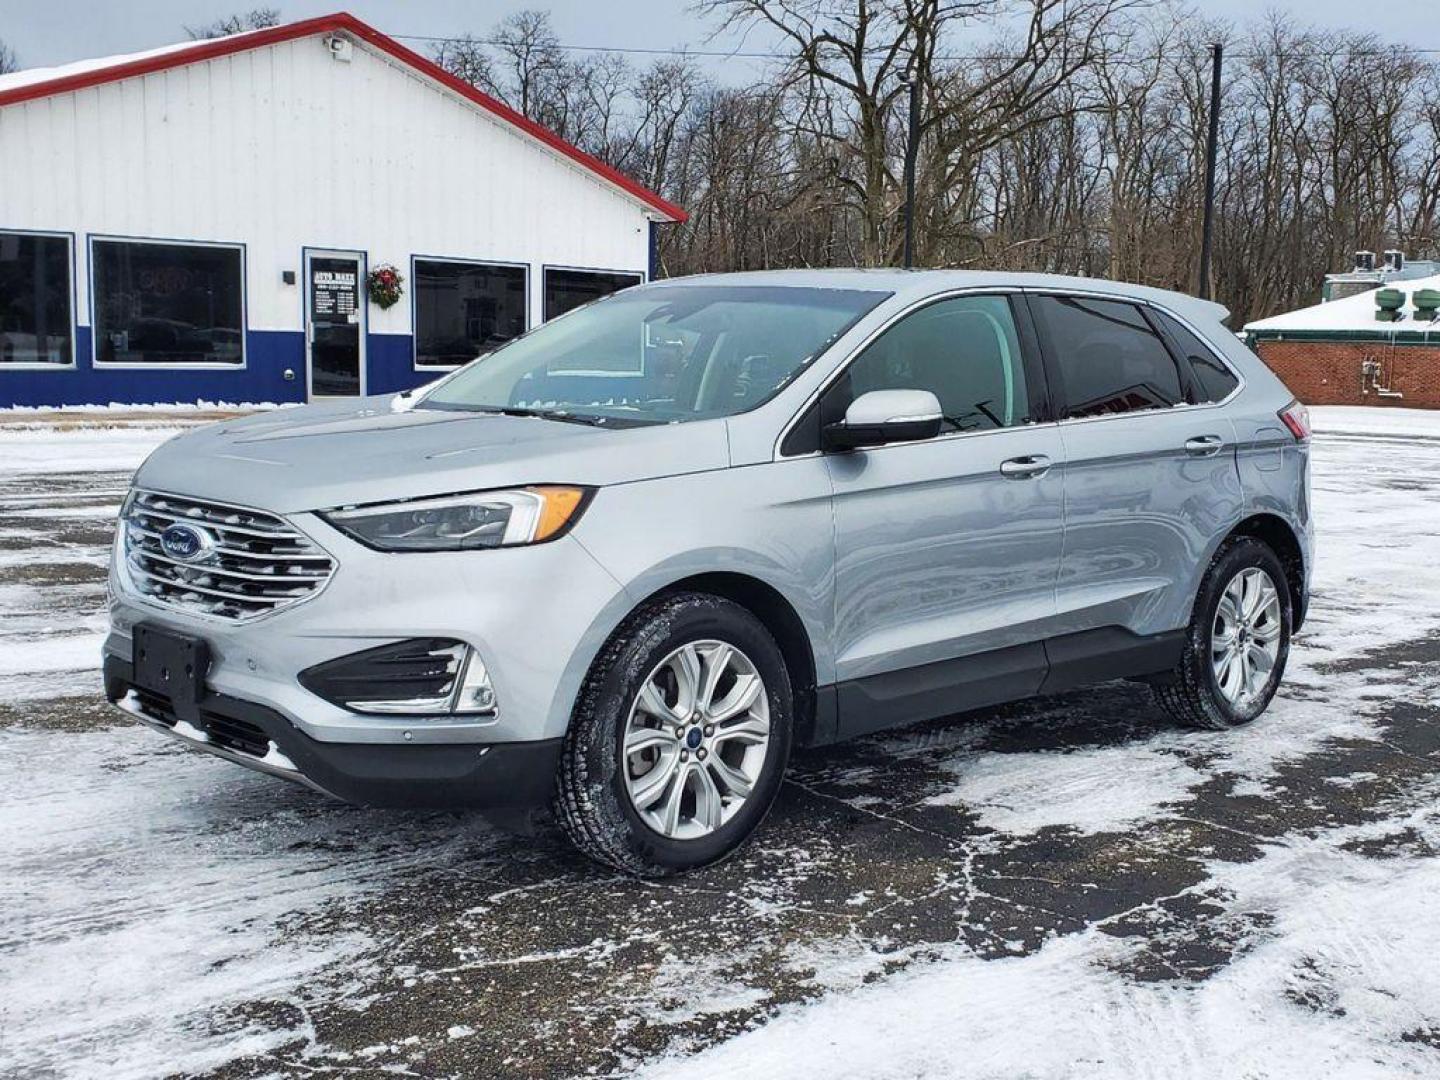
[0,231,72,365]
[543,267,642,321]
[414,260,527,367]
[92,239,244,365]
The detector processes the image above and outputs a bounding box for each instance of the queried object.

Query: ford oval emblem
[159,523,214,562]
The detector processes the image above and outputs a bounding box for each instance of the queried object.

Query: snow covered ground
[1,407,1438,1079]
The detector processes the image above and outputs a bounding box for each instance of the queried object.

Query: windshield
[418,285,890,426]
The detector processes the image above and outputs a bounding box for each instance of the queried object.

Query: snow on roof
[1245,273,1440,334]
[0,27,275,96]
[0,13,686,223]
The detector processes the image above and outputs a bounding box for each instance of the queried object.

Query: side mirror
[823,389,943,451]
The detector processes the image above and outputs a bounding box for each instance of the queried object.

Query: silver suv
[105,270,1312,875]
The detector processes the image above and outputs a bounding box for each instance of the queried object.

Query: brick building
[1245,274,1440,408]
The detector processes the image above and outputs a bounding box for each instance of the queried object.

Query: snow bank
[0,427,186,474]
[0,400,284,415]
[1309,404,1440,439]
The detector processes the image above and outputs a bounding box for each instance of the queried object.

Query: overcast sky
[0,0,1430,78]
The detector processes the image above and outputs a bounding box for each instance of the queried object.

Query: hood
[134,396,731,513]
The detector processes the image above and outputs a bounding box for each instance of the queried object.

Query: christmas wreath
[367,264,404,309]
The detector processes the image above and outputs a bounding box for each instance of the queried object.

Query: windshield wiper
[480,406,616,428]
[423,402,655,427]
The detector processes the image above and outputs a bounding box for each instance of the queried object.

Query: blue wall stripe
[0,331,447,407]
[366,333,442,396]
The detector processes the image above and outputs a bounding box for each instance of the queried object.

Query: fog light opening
[298,638,498,718]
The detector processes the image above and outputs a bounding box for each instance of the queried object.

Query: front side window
[1033,295,1183,418]
[414,260,527,367]
[826,294,1032,433]
[421,285,889,426]
[0,231,72,365]
[92,239,243,365]
[1155,310,1239,403]
[543,268,642,324]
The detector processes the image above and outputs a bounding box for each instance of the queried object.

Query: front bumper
[106,509,630,746]
[104,654,562,808]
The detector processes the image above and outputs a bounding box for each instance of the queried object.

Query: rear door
[1027,292,1243,664]
[823,292,1064,736]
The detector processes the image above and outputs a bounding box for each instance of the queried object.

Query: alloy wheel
[622,640,771,840]
[1211,567,1282,707]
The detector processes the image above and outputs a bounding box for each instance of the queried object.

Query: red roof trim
[0,12,687,223]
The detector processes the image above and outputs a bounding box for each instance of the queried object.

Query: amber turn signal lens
[529,486,588,541]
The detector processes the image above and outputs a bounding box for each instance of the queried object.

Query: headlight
[320,486,590,552]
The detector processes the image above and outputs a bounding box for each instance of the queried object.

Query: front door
[823,293,1065,737]
[305,251,364,398]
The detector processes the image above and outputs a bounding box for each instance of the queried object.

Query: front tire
[555,592,793,876]
[1154,536,1292,730]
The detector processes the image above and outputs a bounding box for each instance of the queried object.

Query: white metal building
[0,13,685,408]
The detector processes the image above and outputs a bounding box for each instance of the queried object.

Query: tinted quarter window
[93,240,244,365]
[543,268,643,321]
[831,295,1031,433]
[0,232,72,365]
[1034,295,1183,419]
[414,260,527,367]
[1156,311,1239,403]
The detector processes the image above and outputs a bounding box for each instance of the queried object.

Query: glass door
[305,251,364,398]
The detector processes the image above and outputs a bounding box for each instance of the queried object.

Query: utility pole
[901,69,921,269]
[1198,42,1223,300]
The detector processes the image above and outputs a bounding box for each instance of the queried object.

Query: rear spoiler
[1185,297,1232,327]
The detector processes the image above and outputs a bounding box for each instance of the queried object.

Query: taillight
[1278,400,1310,442]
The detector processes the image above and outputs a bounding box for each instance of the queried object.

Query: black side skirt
[817,627,1185,744]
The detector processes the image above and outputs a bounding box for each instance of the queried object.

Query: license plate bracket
[133,623,211,724]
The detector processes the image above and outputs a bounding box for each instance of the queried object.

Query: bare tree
[185,8,281,40]
[426,2,1440,325]
[701,0,1146,265]
[0,37,19,75]
[430,9,703,201]
[431,34,497,91]
[485,11,571,124]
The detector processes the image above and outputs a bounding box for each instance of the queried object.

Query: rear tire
[1154,536,1292,730]
[555,592,792,876]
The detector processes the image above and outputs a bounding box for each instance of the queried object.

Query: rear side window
[828,294,1032,433]
[1154,311,1240,403]
[1033,296,1183,419]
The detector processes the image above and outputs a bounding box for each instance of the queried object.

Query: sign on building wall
[312,270,358,320]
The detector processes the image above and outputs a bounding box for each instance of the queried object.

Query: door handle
[1184,435,1225,457]
[999,454,1052,479]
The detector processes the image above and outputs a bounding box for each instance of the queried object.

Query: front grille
[122,489,335,622]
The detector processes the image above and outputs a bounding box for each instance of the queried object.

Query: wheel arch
[1225,513,1307,631]
[638,572,821,746]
